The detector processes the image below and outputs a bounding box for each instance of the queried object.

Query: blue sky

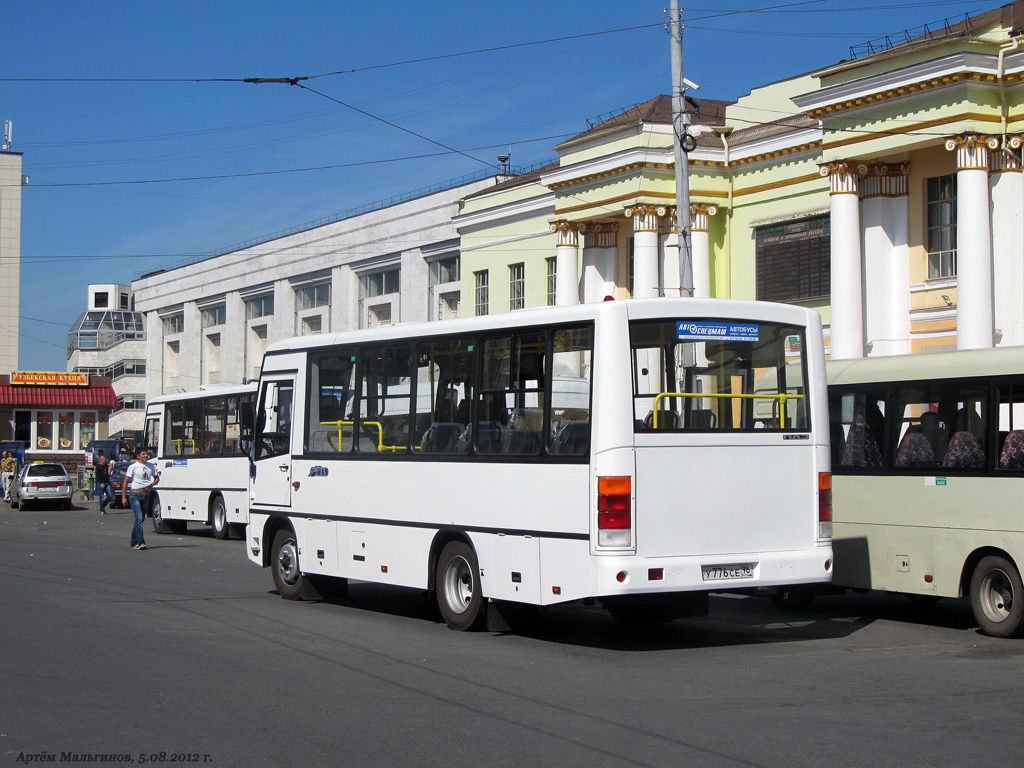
[4,0,986,370]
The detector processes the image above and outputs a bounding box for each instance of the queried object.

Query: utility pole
[670,0,694,297]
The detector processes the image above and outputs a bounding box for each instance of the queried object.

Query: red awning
[0,384,120,408]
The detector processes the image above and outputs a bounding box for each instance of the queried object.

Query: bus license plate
[701,563,755,581]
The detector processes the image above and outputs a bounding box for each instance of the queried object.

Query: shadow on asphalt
[257,579,985,650]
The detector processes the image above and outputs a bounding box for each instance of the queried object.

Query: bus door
[252,377,295,508]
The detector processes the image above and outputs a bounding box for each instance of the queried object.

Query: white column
[550,221,580,306]
[821,162,864,359]
[690,203,717,299]
[581,223,618,303]
[990,136,1024,347]
[861,162,911,356]
[947,134,997,350]
[626,205,666,298]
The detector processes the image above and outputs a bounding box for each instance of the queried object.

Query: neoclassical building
[457,0,1024,359]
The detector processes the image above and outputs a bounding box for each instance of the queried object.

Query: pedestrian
[121,448,159,550]
[1,450,17,501]
[95,453,114,514]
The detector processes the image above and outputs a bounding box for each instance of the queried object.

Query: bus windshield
[631,319,808,432]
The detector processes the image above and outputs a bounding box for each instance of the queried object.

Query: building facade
[457,1,1024,360]
[67,283,148,439]
[0,149,23,376]
[128,175,500,400]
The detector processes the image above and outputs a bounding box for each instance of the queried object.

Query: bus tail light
[818,472,833,539]
[598,476,631,547]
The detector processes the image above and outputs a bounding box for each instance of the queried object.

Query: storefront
[0,371,120,477]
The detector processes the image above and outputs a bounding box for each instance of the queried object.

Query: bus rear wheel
[211,496,229,540]
[970,555,1024,638]
[435,541,487,631]
[272,528,304,601]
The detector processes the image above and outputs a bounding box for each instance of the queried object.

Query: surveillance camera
[682,77,700,90]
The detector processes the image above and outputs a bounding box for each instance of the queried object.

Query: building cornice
[452,192,556,232]
[795,50,1024,117]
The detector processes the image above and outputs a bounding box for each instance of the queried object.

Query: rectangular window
[830,389,887,470]
[476,331,547,455]
[630,320,810,432]
[245,294,274,320]
[754,216,831,303]
[120,293,130,310]
[162,314,184,335]
[307,352,358,454]
[296,283,330,311]
[165,401,199,456]
[429,256,459,286]
[415,336,476,454]
[927,175,957,279]
[94,292,109,308]
[362,269,400,299]
[474,271,489,316]
[36,412,54,451]
[358,345,412,454]
[546,258,556,306]
[201,304,226,328]
[509,263,525,311]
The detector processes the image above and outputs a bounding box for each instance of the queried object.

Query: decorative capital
[625,204,668,232]
[860,162,911,198]
[818,161,861,195]
[992,135,1023,173]
[945,133,1000,170]
[549,220,581,247]
[689,203,719,232]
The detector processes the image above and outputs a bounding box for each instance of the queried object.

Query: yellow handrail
[319,420,407,453]
[172,439,197,455]
[651,391,804,429]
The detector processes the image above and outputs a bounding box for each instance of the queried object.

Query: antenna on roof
[2,120,11,151]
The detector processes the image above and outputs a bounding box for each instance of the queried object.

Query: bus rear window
[630,319,809,432]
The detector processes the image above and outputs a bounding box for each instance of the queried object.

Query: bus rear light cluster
[598,476,632,547]
[818,472,833,539]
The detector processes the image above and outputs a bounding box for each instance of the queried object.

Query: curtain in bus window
[415,337,475,455]
[893,382,987,470]
[831,389,886,470]
[630,320,809,432]
[997,383,1024,469]
[548,326,593,457]
[308,352,357,454]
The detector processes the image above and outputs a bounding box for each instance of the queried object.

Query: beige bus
[826,346,1024,638]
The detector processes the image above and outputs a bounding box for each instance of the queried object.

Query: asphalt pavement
[3,496,1024,768]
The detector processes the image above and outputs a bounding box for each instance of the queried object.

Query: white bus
[245,298,833,630]
[142,383,257,539]
[827,347,1024,637]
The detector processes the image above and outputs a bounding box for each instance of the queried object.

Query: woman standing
[121,448,159,550]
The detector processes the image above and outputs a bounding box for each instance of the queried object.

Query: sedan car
[11,463,73,510]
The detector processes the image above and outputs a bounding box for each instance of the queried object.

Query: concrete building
[129,173,502,399]
[67,284,148,439]
[0,148,23,376]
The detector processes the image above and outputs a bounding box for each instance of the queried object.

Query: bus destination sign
[677,322,760,342]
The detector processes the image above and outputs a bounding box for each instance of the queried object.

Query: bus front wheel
[970,555,1024,638]
[151,496,172,534]
[435,541,487,631]
[272,528,304,601]
[211,496,229,540]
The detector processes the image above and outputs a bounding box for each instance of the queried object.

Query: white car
[11,463,73,510]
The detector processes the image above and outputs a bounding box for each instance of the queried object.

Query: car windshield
[27,464,67,477]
